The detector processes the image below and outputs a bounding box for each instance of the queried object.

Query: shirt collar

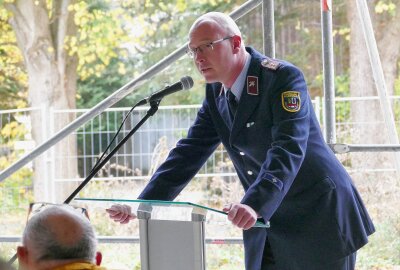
[52,262,107,270]
[223,51,251,101]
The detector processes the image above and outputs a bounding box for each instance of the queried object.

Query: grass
[1,167,399,269]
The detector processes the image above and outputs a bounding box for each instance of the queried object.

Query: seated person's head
[17,204,100,270]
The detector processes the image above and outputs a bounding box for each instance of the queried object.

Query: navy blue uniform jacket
[139,47,375,269]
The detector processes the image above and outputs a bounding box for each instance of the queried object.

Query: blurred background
[0,0,399,269]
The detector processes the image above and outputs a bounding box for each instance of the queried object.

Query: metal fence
[1,96,399,197]
[1,96,400,269]
[52,105,232,182]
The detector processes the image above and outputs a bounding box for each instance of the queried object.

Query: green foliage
[334,75,351,130]
[0,243,18,265]
[207,245,244,270]
[0,153,33,212]
[312,73,351,124]
[335,73,351,97]
[0,119,33,214]
[395,68,400,95]
[1,2,400,268]
[0,116,32,229]
[0,5,27,109]
[0,160,32,236]
[358,215,400,268]
[394,72,400,134]
[102,0,245,106]
[0,0,15,5]
[67,1,132,80]
[375,0,397,15]
[77,58,140,108]
[0,121,26,144]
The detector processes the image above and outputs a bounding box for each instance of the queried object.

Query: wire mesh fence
[1,97,400,207]
[1,97,400,268]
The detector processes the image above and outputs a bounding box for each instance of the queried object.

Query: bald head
[189,12,242,41]
[188,12,247,87]
[20,205,97,266]
[44,209,84,247]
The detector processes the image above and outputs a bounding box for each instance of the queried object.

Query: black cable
[89,103,139,175]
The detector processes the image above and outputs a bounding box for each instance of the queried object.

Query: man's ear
[95,251,102,266]
[17,246,29,265]
[232,35,242,53]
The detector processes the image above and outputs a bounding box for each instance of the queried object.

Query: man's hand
[223,203,258,230]
[106,204,136,224]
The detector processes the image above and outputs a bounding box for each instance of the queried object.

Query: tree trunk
[347,0,400,177]
[6,0,78,202]
[376,3,400,97]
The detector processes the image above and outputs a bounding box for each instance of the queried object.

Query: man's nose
[195,52,205,63]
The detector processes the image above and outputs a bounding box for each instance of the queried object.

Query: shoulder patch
[281,91,301,112]
[261,59,280,70]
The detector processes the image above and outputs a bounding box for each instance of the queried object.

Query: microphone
[138,76,194,105]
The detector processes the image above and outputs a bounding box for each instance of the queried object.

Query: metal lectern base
[139,218,205,270]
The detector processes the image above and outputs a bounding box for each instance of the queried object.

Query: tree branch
[0,42,18,47]
[53,0,76,66]
[379,7,400,52]
[50,0,61,48]
[4,2,32,34]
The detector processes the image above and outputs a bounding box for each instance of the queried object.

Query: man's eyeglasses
[186,36,234,58]
[26,202,89,223]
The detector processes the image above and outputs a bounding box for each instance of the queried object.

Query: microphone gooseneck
[139,76,194,105]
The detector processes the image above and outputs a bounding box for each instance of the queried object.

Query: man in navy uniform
[108,12,375,270]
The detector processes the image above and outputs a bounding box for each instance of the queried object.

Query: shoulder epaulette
[261,58,280,70]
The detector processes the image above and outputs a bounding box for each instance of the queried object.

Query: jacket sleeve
[241,64,310,221]
[138,99,221,200]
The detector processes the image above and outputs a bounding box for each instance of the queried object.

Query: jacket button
[247,171,253,175]
[240,152,245,156]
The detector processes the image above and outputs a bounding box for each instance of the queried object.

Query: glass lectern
[75,198,269,270]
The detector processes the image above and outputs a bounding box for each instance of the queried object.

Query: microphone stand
[8,100,160,265]
[65,100,160,203]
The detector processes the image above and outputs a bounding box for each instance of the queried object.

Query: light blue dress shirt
[223,51,251,102]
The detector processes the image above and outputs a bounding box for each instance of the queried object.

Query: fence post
[321,0,336,144]
[262,0,275,58]
[39,105,52,202]
[356,0,400,174]
[48,107,56,203]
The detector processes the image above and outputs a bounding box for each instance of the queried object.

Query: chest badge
[247,76,259,95]
[282,91,301,112]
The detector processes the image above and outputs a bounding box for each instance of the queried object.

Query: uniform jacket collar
[229,47,265,144]
[207,47,268,144]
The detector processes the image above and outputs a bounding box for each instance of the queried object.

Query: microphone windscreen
[180,76,194,90]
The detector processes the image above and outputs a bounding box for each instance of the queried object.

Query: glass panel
[75,198,269,228]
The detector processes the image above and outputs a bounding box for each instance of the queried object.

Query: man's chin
[203,76,219,84]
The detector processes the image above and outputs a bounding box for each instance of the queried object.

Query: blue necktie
[226,89,238,119]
